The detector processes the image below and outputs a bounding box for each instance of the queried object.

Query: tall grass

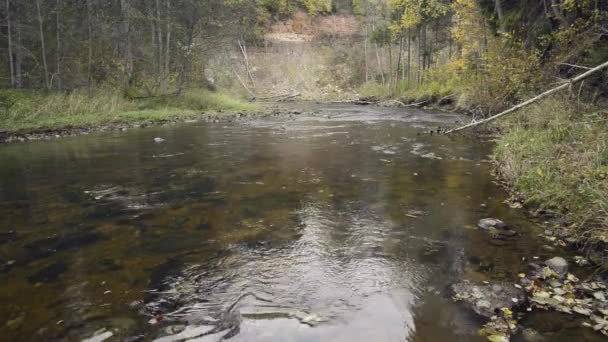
[494,98,608,244]
[0,88,258,131]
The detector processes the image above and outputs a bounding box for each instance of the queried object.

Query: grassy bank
[493,98,608,254]
[0,88,258,132]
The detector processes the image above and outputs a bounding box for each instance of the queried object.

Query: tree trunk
[416,26,421,88]
[163,0,171,93]
[87,0,93,94]
[15,14,22,88]
[177,22,194,95]
[121,0,133,90]
[550,0,567,26]
[6,0,14,87]
[375,44,384,86]
[364,22,369,83]
[388,43,393,86]
[395,32,403,89]
[494,0,504,29]
[36,0,50,90]
[407,28,411,84]
[155,0,164,93]
[56,0,62,91]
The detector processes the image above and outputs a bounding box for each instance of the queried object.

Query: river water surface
[0,105,598,341]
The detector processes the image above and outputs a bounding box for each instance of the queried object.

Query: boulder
[452,280,525,318]
[478,218,508,230]
[545,257,568,277]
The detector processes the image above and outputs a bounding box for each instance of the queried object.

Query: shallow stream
[0,105,600,341]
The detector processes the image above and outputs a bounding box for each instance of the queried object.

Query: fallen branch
[233,70,256,99]
[275,93,300,102]
[403,100,429,107]
[378,99,407,107]
[438,94,455,104]
[445,60,608,134]
[557,62,592,70]
[317,99,379,105]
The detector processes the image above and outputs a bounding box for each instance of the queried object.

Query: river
[0,105,599,341]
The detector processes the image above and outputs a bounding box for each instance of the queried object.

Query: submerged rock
[27,261,67,283]
[544,257,568,277]
[82,329,114,342]
[452,280,525,319]
[478,218,508,231]
[521,328,544,341]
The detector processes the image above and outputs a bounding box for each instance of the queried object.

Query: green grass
[493,98,608,244]
[0,88,258,132]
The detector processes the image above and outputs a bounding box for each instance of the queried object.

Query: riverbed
[0,104,600,341]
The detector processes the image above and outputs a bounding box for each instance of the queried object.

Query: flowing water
[0,105,599,341]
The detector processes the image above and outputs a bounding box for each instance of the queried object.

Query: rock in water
[82,330,113,342]
[545,257,568,277]
[522,328,545,341]
[478,218,508,230]
[153,137,165,143]
[452,280,525,318]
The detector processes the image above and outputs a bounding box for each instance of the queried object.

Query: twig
[233,70,256,99]
[557,62,592,70]
[404,100,429,107]
[445,60,608,134]
[438,94,455,104]
[275,93,300,102]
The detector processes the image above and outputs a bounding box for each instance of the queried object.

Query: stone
[153,137,165,143]
[545,257,568,277]
[452,280,525,318]
[82,330,113,342]
[478,218,508,230]
[522,328,545,341]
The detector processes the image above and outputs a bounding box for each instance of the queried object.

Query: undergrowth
[494,97,608,246]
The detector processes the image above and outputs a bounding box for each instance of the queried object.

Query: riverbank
[0,88,260,143]
[493,98,608,265]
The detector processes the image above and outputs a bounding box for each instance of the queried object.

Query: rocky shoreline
[0,108,314,144]
[452,218,608,341]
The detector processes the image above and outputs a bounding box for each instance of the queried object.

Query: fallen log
[444,60,608,134]
[275,93,301,102]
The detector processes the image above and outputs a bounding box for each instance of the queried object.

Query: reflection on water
[0,105,570,341]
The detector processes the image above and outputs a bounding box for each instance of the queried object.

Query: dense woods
[1,0,606,105]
